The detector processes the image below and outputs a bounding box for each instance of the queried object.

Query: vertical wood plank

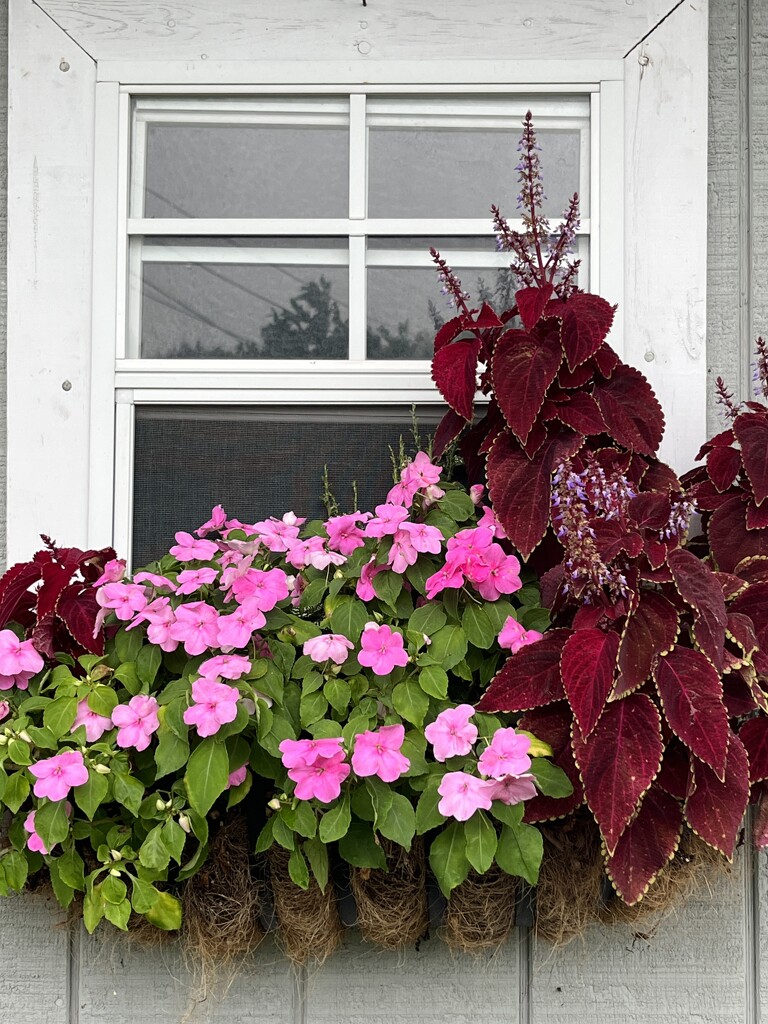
[0,0,8,569]
[751,0,768,343]
[0,894,71,1024]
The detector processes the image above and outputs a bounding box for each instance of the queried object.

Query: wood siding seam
[519,926,532,1024]
[739,0,752,403]
[744,812,761,1024]
[30,0,96,62]
[623,0,687,57]
[68,922,81,1024]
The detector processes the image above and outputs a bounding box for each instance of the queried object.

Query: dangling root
[351,838,429,950]
[533,816,605,947]
[268,845,343,966]
[442,865,517,953]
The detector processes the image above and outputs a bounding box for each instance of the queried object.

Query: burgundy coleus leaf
[519,703,585,822]
[31,612,57,659]
[592,521,643,563]
[476,628,572,713]
[716,570,749,599]
[667,547,727,673]
[560,292,616,370]
[707,446,742,493]
[685,732,750,858]
[653,646,730,778]
[433,407,468,459]
[561,628,620,738]
[628,492,671,531]
[710,494,768,572]
[486,427,582,559]
[593,364,665,455]
[551,391,607,436]
[434,315,465,353]
[723,673,760,717]
[746,501,768,530]
[738,717,768,783]
[729,582,768,645]
[734,411,768,505]
[470,302,504,329]
[593,344,620,379]
[431,339,480,421]
[572,691,663,855]
[0,561,43,629]
[78,546,118,586]
[36,561,78,621]
[491,327,563,443]
[515,284,553,331]
[696,428,735,462]
[605,785,683,905]
[57,583,104,656]
[656,740,694,800]
[726,612,759,658]
[641,459,681,493]
[615,591,680,699]
[557,360,594,389]
[692,479,734,511]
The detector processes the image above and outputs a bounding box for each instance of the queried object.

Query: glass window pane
[132,405,443,566]
[142,124,349,218]
[139,248,349,359]
[368,129,581,219]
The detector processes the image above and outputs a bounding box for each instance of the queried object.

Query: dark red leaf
[0,561,43,629]
[746,501,768,530]
[734,412,768,505]
[572,692,663,854]
[486,428,582,559]
[615,591,680,698]
[667,547,727,673]
[726,612,759,658]
[476,629,571,713]
[491,328,563,443]
[557,360,594,389]
[653,646,730,777]
[593,364,665,455]
[723,673,760,717]
[515,285,553,331]
[738,717,768,783]
[431,339,480,421]
[433,407,468,459]
[641,459,681,493]
[593,344,620,379]
[520,418,549,458]
[716,571,749,599]
[57,584,104,655]
[628,492,671,531]
[729,582,768,645]
[36,561,77,621]
[592,521,643,563]
[540,565,565,609]
[518,703,585,822]
[696,428,735,462]
[685,733,750,858]
[434,316,465,353]
[561,628,620,738]
[656,740,694,799]
[605,785,683,904]
[560,293,616,370]
[551,391,607,435]
[710,494,768,572]
[471,302,504,329]
[31,613,57,658]
[693,479,735,511]
[707,446,742,492]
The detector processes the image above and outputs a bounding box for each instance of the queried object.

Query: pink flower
[477,505,507,539]
[388,530,419,574]
[357,624,409,676]
[92,558,126,587]
[24,804,71,855]
[470,484,485,505]
[285,536,346,571]
[71,698,113,743]
[29,751,88,802]
[351,725,410,782]
[198,653,252,680]
[0,630,44,678]
[364,504,409,538]
[356,559,385,602]
[473,545,522,601]
[226,765,248,789]
[175,567,218,596]
[421,483,446,508]
[169,601,220,656]
[498,617,543,654]
[145,599,179,652]
[424,705,478,762]
[183,679,240,738]
[216,599,266,649]
[477,728,532,780]
[169,531,219,562]
[386,478,419,507]
[398,520,444,555]
[403,451,442,489]
[196,504,227,537]
[437,772,494,821]
[325,513,369,555]
[289,751,351,803]
[133,571,177,592]
[253,513,304,552]
[230,568,290,611]
[95,582,148,622]
[304,634,354,665]
[0,700,9,722]
[446,527,494,583]
[485,774,538,805]
[112,695,160,751]
[424,561,464,601]
[279,736,345,769]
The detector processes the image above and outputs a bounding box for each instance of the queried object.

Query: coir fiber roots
[268,845,343,965]
[442,865,517,952]
[351,837,429,950]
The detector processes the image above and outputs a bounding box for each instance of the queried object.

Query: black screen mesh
[132,404,442,567]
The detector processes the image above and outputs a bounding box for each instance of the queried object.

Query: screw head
[638,53,650,66]
[59,60,70,72]
[62,380,72,391]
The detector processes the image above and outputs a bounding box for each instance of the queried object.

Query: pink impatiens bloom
[469,484,485,505]
[303,634,354,666]
[29,750,88,802]
[0,700,9,722]
[183,679,240,738]
[284,536,346,571]
[473,545,522,602]
[226,765,248,789]
[133,571,177,592]
[71,698,113,743]
[169,601,220,656]
[325,513,370,555]
[364,503,409,538]
[198,653,252,681]
[356,559,385,602]
[403,451,442,489]
[424,704,478,762]
[485,774,538,806]
[112,695,160,752]
[288,750,351,803]
[351,724,410,783]
[477,728,532,780]
[386,477,419,507]
[196,504,227,537]
[498,617,543,654]
[216,598,267,649]
[144,598,180,653]
[0,629,44,690]
[253,512,304,552]
[398,520,444,555]
[357,624,409,676]
[95,582,148,622]
[388,530,419,574]
[92,558,126,587]
[230,567,290,611]
[437,772,494,821]
[169,531,219,562]
[477,505,508,539]
[279,736,345,768]
[24,804,71,855]
[425,560,465,601]
[175,567,218,596]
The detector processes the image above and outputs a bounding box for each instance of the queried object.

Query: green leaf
[161,819,187,864]
[136,645,162,688]
[259,714,296,759]
[288,846,310,889]
[303,836,329,892]
[365,776,394,829]
[3,772,29,813]
[254,818,275,854]
[418,665,449,699]
[24,726,58,750]
[300,689,329,729]
[144,890,182,931]
[405,557,436,596]
[112,772,145,816]
[401,731,429,777]
[408,604,447,637]
[495,821,544,886]
[330,597,369,641]
[489,801,524,828]
[300,578,327,611]
[324,677,351,716]
[87,686,118,718]
[7,739,31,766]
[43,696,79,739]
[415,778,445,834]
[35,799,70,850]
[372,570,402,609]
[429,822,470,897]
[47,860,75,909]
[2,850,28,892]
[318,792,351,843]
[423,624,468,670]
[115,627,144,664]
[439,489,475,522]
[530,758,574,798]
[338,820,388,869]
[464,810,498,874]
[377,792,416,850]
[461,604,495,650]
[154,727,190,780]
[272,814,296,851]
[520,607,550,633]
[139,824,171,871]
[483,600,516,634]
[57,846,85,890]
[281,800,318,840]
[101,873,128,905]
[392,678,430,727]
[83,888,106,933]
[185,738,229,815]
[113,662,141,696]
[74,769,109,821]
[104,897,132,931]
[131,877,160,914]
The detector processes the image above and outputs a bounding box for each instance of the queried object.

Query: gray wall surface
[1,1,767,1022]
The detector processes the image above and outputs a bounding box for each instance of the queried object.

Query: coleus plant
[429,112,764,905]
[0,451,572,933]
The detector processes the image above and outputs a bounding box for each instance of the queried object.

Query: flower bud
[267,797,282,811]
[155,798,166,812]
[18,730,32,744]
[333,569,344,579]
[109,868,121,877]
[0,735,8,746]
[178,814,191,834]
[110,849,122,861]
[93,763,111,774]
